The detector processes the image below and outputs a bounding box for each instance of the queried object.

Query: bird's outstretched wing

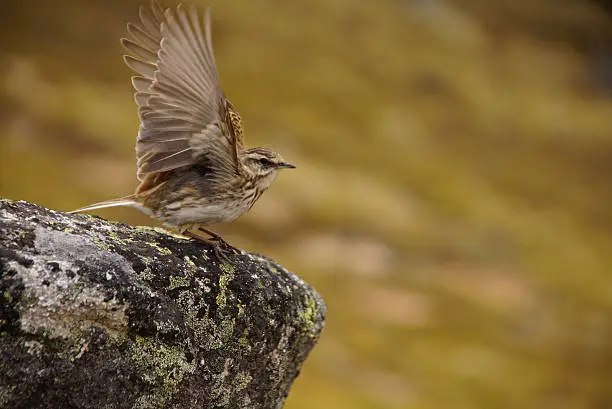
[121,2,244,182]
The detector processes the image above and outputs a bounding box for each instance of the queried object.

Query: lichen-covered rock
[0,199,325,409]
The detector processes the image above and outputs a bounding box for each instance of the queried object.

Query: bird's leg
[179,224,239,259]
[181,229,207,242]
[196,227,240,254]
[179,224,215,245]
[181,229,233,261]
[178,224,194,236]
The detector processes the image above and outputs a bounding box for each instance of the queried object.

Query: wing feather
[127,23,159,51]
[121,38,157,61]
[123,55,156,77]
[121,2,243,182]
[131,76,152,92]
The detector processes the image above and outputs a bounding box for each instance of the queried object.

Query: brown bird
[71,2,295,251]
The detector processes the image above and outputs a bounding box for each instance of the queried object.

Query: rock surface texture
[0,199,325,409]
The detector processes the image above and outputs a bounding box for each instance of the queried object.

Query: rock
[0,199,325,409]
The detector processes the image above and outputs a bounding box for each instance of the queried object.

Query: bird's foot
[181,227,240,260]
[197,227,240,255]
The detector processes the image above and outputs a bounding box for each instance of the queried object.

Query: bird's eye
[258,158,274,166]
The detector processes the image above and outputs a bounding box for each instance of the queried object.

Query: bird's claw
[207,236,240,261]
[183,227,240,260]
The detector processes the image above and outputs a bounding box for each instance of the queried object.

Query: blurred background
[2,0,612,408]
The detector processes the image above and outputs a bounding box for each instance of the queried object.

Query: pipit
[72,2,294,252]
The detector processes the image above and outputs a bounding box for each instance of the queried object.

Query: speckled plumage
[71,2,294,246]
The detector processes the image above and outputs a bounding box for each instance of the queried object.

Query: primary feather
[121,2,243,183]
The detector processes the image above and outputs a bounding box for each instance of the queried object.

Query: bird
[71,2,295,252]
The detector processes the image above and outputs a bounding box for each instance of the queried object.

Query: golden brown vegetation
[1,0,612,408]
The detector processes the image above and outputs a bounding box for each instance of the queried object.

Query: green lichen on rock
[168,275,191,290]
[138,265,154,281]
[218,317,236,344]
[238,330,250,349]
[3,290,13,304]
[0,199,326,409]
[183,255,197,268]
[215,263,235,311]
[301,293,320,338]
[134,225,186,240]
[130,336,196,407]
[234,371,253,392]
[145,240,174,256]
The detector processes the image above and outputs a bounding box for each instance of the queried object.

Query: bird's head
[242,147,295,190]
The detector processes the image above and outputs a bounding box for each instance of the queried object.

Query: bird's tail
[69,195,138,214]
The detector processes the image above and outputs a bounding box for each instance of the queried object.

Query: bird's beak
[277,162,296,169]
